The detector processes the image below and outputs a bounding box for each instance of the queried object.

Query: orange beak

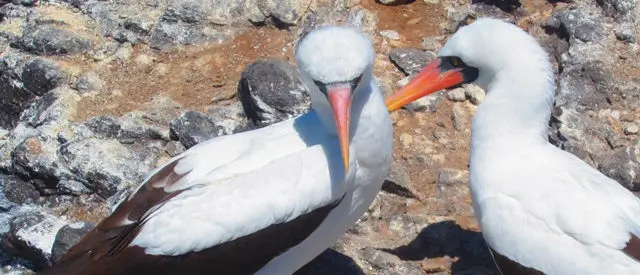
[386,58,465,112]
[327,84,352,172]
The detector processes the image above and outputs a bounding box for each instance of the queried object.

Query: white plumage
[42,25,392,275]
[386,18,640,274]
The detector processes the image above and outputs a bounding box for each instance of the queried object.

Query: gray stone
[19,87,80,128]
[22,58,65,96]
[170,111,223,149]
[383,161,418,199]
[164,141,186,157]
[452,104,468,132]
[597,0,637,20]
[380,30,400,40]
[1,211,66,269]
[422,36,443,52]
[437,168,468,186]
[0,68,32,129]
[464,84,485,105]
[598,146,640,191]
[624,124,639,135]
[57,180,92,196]
[346,7,377,36]
[18,26,92,55]
[552,7,606,42]
[50,221,94,263]
[12,0,39,6]
[75,71,103,93]
[257,0,313,25]
[389,48,435,75]
[446,87,467,102]
[60,139,156,197]
[10,135,69,194]
[615,22,636,43]
[1,175,38,205]
[237,59,310,127]
[206,102,251,135]
[150,20,227,51]
[83,116,120,139]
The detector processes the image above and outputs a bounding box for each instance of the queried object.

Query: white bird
[386,18,640,275]
[40,25,393,275]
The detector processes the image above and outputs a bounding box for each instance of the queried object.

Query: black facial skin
[439,56,480,84]
[314,74,363,97]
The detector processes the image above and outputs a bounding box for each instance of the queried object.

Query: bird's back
[470,142,640,274]
[40,112,355,275]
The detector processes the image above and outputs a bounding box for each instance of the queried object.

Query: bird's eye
[313,80,327,94]
[450,56,463,67]
[351,75,363,90]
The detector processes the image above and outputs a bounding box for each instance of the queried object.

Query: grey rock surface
[237,59,310,127]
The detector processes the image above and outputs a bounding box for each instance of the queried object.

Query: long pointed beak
[386,58,465,112]
[327,84,352,172]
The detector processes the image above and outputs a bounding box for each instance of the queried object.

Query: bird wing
[46,115,349,274]
[476,145,640,274]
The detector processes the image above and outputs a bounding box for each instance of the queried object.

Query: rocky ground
[0,0,638,274]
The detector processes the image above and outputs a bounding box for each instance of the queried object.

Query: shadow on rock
[386,220,500,274]
[295,248,365,275]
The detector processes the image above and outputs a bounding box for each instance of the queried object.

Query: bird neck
[471,57,555,150]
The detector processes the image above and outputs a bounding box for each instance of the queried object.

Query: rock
[18,25,92,55]
[60,139,157,197]
[389,48,435,75]
[150,20,227,51]
[597,0,637,20]
[1,211,66,269]
[624,124,639,135]
[551,7,605,42]
[615,22,636,43]
[422,36,443,51]
[404,94,443,112]
[452,104,468,132]
[75,71,104,93]
[164,141,185,157]
[206,102,251,135]
[82,116,121,140]
[10,135,69,194]
[56,179,91,196]
[421,257,453,273]
[383,161,418,199]
[346,7,378,36]
[446,87,467,102]
[19,87,80,128]
[598,146,640,190]
[380,30,400,40]
[170,111,224,149]
[257,0,313,25]
[1,175,38,205]
[237,60,310,127]
[50,221,94,263]
[122,12,157,38]
[0,68,32,129]
[437,168,468,186]
[359,247,400,270]
[11,0,39,7]
[464,84,485,105]
[21,58,65,96]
